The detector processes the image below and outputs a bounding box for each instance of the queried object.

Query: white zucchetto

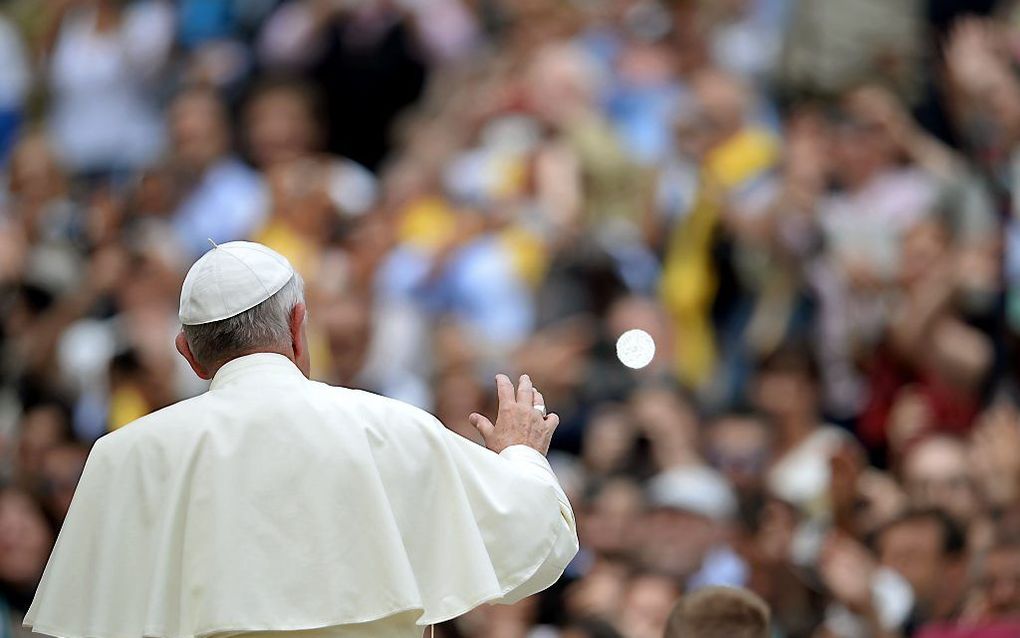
[178,241,295,325]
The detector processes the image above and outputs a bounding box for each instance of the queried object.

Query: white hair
[182,273,305,367]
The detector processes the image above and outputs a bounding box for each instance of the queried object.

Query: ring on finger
[533,404,547,417]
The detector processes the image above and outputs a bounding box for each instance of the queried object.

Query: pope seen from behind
[23,241,579,638]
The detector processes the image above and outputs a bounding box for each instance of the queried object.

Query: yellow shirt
[660,127,778,387]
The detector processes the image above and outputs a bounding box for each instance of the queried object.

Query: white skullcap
[647,465,738,522]
[179,241,295,325]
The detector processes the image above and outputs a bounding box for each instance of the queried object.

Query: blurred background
[3,0,1020,636]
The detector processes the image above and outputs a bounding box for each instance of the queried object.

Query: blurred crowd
[4,0,1020,637]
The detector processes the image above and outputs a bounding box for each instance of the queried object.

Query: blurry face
[673,112,713,160]
[526,44,597,125]
[900,220,950,286]
[170,92,230,171]
[630,388,697,445]
[40,445,88,523]
[18,406,68,483]
[619,574,682,638]
[832,117,889,181]
[117,254,177,313]
[706,417,770,492]
[753,370,815,424]
[9,135,65,203]
[434,321,479,371]
[876,518,946,607]
[565,559,630,619]
[321,297,371,384]
[640,508,717,578]
[903,438,976,522]
[979,546,1020,619]
[581,479,644,555]
[690,71,747,147]
[582,410,636,474]
[0,490,53,587]
[245,89,317,169]
[831,116,893,188]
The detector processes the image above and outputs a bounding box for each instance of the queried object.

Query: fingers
[533,388,545,409]
[486,373,557,455]
[544,412,560,430]
[468,412,495,440]
[495,374,515,409]
[517,374,534,407]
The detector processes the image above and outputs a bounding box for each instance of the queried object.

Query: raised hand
[469,374,560,455]
[971,402,1020,507]
[946,18,1011,95]
[819,533,877,614]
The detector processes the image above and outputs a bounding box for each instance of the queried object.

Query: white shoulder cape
[26,354,576,638]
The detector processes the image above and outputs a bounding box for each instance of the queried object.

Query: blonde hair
[664,587,770,638]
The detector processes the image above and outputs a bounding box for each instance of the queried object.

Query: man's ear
[175,332,211,380]
[289,303,306,359]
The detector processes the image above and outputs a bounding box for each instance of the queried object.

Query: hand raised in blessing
[469,374,560,456]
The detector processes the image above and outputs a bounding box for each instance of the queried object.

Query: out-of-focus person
[900,435,979,526]
[948,535,1020,627]
[0,9,29,165]
[44,0,174,178]
[0,487,54,625]
[642,464,747,589]
[257,0,428,171]
[704,412,772,502]
[752,343,850,520]
[167,86,266,258]
[858,216,993,458]
[873,508,967,628]
[619,571,682,638]
[14,404,71,491]
[242,76,377,284]
[659,68,778,390]
[37,442,87,525]
[663,586,770,638]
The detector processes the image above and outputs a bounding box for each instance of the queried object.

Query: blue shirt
[172,157,266,259]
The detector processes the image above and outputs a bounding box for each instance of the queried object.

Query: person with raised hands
[26,241,577,638]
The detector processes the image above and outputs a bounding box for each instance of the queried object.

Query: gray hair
[182,273,305,368]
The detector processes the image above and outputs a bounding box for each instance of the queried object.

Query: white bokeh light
[615,329,656,369]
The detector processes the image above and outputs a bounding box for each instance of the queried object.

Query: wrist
[499,445,556,479]
[500,442,547,457]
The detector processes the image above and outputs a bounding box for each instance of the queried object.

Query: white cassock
[25,353,578,638]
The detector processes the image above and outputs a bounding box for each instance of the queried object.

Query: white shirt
[26,354,577,638]
[819,168,937,280]
[767,426,850,516]
[47,2,173,171]
[0,16,29,109]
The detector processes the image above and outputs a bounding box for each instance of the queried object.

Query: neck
[208,347,295,378]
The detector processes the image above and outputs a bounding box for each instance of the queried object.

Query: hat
[179,241,295,325]
[647,465,737,521]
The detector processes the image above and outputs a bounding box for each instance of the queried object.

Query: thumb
[544,412,560,431]
[469,413,495,441]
